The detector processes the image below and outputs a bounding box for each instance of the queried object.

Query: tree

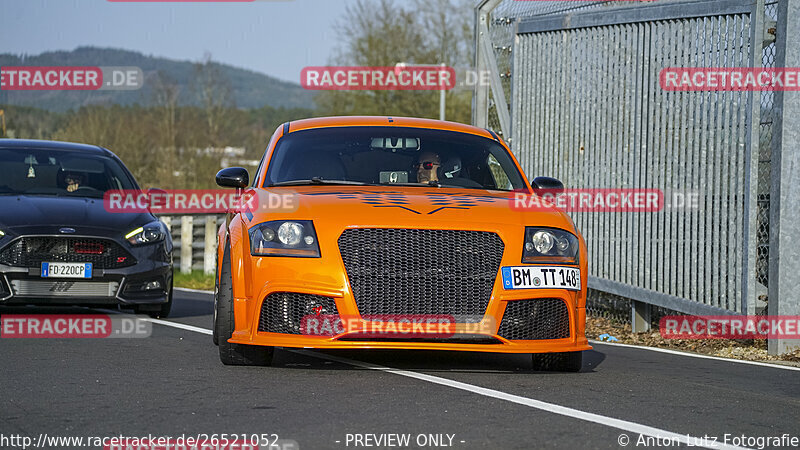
[191,52,234,147]
[315,0,474,123]
[151,70,180,150]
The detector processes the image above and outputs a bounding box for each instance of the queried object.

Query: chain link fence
[756,1,779,293]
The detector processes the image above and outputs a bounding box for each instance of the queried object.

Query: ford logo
[59,227,76,234]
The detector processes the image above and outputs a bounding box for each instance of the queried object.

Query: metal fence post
[473,0,502,128]
[744,0,766,316]
[631,301,651,333]
[768,0,800,355]
[180,216,193,274]
[204,216,217,275]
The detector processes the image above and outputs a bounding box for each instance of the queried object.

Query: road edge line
[589,340,800,372]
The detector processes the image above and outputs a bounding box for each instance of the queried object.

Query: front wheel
[212,263,219,346]
[216,244,273,366]
[531,351,583,372]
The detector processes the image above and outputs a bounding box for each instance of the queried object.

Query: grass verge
[173,270,214,291]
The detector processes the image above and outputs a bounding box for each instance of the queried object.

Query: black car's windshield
[264,126,526,191]
[0,148,137,198]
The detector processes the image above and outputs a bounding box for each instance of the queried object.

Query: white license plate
[41,262,93,279]
[501,266,580,290]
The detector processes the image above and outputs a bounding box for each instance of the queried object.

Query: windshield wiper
[267,178,371,187]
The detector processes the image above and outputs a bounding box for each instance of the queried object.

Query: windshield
[264,126,526,191]
[0,147,137,198]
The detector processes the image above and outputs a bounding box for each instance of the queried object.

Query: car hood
[247,185,571,230]
[0,195,155,237]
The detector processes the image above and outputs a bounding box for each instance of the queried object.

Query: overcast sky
[0,0,362,83]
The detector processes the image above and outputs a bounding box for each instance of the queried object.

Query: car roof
[286,116,499,140]
[0,138,111,156]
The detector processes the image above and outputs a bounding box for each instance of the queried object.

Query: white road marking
[98,309,213,335]
[144,317,213,335]
[135,315,749,450]
[175,287,215,295]
[590,340,800,372]
[288,350,748,450]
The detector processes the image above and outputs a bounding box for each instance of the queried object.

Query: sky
[0,0,362,83]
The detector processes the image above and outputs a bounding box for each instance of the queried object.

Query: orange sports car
[213,116,590,371]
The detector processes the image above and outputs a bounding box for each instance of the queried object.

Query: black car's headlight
[522,227,579,264]
[125,221,168,245]
[249,220,321,258]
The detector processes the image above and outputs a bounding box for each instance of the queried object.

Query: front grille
[0,237,135,269]
[10,279,120,297]
[498,298,571,340]
[338,228,504,321]
[0,277,9,298]
[258,292,339,334]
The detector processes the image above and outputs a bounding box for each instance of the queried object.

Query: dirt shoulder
[586,316,800,364]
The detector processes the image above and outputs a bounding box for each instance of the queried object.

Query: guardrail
[159,215,223,275]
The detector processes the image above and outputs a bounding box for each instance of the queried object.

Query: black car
[0,139,173,317]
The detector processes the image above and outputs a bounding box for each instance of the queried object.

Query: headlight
[522,227,579,264]
[249,220,320,258]
[0,229,5,238]
[125,221,168,245]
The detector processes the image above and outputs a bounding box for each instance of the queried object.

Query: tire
[216,243,273,366]
[531,351,583,372]
[212,257,220,346]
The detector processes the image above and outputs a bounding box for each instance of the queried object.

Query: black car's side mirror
[216,167,249,189]
[532,176,565,194]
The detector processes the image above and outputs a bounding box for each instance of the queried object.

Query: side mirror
[147,187,168,196]
[532,176,564,194]
[146,188,168,213]
[216,167,249,189]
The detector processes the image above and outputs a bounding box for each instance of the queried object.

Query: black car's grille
[0,237,136,269]
[258,292,339,335]
[338,228,504,322]
[497,298,571,340]
[0,276,9,298]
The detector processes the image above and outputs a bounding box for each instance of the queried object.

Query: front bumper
[0,237,172,307]
[228,259,591,354]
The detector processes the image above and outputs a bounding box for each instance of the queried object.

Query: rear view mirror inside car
[371,137,420,151]
[379,171,409,183]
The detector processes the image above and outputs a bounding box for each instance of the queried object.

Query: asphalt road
[1,289,799,450]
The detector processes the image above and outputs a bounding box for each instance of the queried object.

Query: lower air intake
[258,292,339,335]
[497,298,571,340]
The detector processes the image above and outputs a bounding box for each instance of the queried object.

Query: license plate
[501,266,580,290]
[41,262,93,279]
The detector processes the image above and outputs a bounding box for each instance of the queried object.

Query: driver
[64,172,84,192]
[415,151,440,183]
